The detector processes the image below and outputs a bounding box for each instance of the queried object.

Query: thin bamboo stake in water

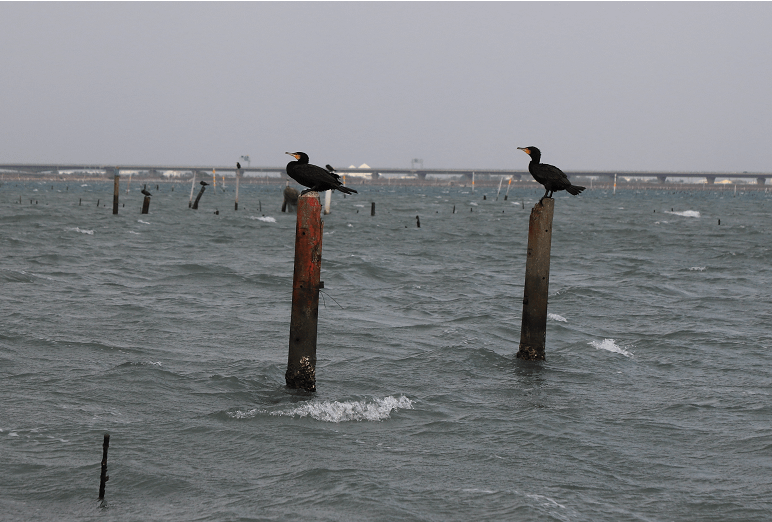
[235,165,240,211]
[98,434,110,500]
[189,171,196,208]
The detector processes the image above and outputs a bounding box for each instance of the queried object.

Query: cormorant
[200,181,209,186]
[236,162,241,169]
[285,152,358,195]
[141,189,152,197]
[517,146,585,200]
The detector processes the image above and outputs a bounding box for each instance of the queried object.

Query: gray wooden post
[517,198,554,361]
[112,170,119,214]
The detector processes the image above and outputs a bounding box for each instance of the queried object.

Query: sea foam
[665,210,701,218]
[231,395,414,423]
[66,227,94,235]
[589,338,633,357]
[249,216,276,223]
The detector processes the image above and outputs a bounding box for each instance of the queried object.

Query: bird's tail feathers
[336,185,358,195]
[566,184,585,195]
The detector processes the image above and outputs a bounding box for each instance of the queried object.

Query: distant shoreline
[1,174,768,191]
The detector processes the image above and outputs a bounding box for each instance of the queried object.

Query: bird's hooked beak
[517,147,531,156]
[285,152,300,160]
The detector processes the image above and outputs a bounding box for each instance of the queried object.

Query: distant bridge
[1,163,770,185]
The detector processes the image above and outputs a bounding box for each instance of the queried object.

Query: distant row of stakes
[18,170,554,385]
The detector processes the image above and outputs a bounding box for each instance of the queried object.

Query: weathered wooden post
[371,202,375,216]
[235,164,241,211]
[141,196,151,214]
[111,169,119,214]
[192,183,206,210]
[98,433,110,500]
[517,198,554,361]
[286,192,323,392]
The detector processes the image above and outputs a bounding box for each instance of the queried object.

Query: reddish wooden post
[286,192,323,391]
[517,198,554,361]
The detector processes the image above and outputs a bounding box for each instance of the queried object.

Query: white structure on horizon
[344,163,372,177]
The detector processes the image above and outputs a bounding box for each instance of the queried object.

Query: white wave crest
[548,313,567,322]
[137,220,151,225]
[66,227,94,235]
[665,210,701,218]
[249,216,276,223]
[277,395,413,422]
[589,338,632,357]
[689,266,707,271]
[230,395,414,423]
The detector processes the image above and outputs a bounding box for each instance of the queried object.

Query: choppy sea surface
[1,180,771,521]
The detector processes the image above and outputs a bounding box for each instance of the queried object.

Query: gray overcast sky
[1,2,771,172]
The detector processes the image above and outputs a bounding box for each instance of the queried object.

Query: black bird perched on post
[200,181,209,186]
[517,146,585,201]
[141,189,152,197]
[285,152,358,195]
[236,162,241,169]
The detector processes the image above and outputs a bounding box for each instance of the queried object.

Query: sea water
[1,181,771,521]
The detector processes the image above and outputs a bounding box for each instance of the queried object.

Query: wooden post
[98,434,110,500]
[371,202,375,216]
[517,198,554,361]
[416,215,421,228]
[192,185,206,210]
[112,170,119,214]
[235,166,241,210]
[141,196,150,214]
[286,192,323,392]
